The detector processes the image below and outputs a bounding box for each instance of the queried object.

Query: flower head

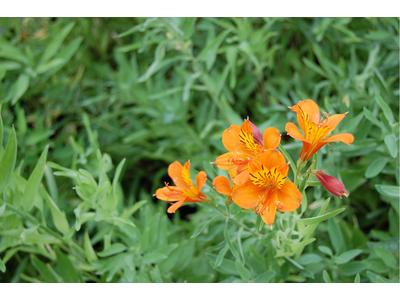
[313,170,348,199]
[230,149,302,226]
[285,99,354,162]
[154,161,207,213]
[213,120,281,185]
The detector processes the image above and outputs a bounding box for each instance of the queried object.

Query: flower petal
[297,99,320,124]
[263,127,281,149]
[260,189,278,226]
[232,168,250,186]
[323,133,354,145]
[196,171,207,192]
[258,149,286,170]
[167,161,189,189]
[250,121,263,146]
[167,199,186,213]
[322,113,347,132]
[276,181,302,212]
[285,122,307,143]
[213,152,250,172]
[222,124,252,155]
[213,176,232,196]
[155,186,186,201]
[231,181,264,209]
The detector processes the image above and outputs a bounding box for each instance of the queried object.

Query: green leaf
[328,218,344,254]
[297,253,323,265]
[40,186,69,235]
[322,270,332,283]
[31,255,59,283]
[375,184,399,199]
[298,208,345,226]
[235,260,251,282]
[318,246,333,256]
[40,22,75,64]
[98,243,127,257]
[55,247,81,283]
[339,262,369,276]
[224,223,242,264]
[334,249,363,265]
[254,270,276,283]
[354,274,360,283]
[375,94,395,125]
[365,157,389,178]
[0,37,29,64]
[83,230,98,262]
[0,257,5,273]
[10,74,30,105]
[0,114,3,147]
[0,127,17,195]
[197,29,232,71]
[191,215,221,238]
[142,252,168,264]
[384,134,398,158]
[22,145,49,212]
[374,246,397,268]
[363,107,384,130]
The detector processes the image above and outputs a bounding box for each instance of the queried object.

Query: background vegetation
[0,17,398,283]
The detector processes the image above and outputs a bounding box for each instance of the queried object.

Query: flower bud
[314,170,349,199]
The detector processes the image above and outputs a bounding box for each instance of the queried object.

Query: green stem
[278,144,297,185]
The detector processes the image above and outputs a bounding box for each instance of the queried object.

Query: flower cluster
[154,99,354,226]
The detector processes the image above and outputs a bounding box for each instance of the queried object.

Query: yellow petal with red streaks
[258,149,286,170]
[286,122,307,143]
[323,133,354,145]
[231,181,264,209]
[222,124,251,155]
[213,176,232,196]
[297,99,320,124]
[276,181,302,212]
[263,127,281,149]
[196,171,207,193]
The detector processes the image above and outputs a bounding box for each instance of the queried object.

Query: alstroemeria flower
[231,149,302,226]
[154,161,207,213]
[213,120,281,185]
[313,170,349,199]
[213,176,233,197]
[285,99,354,162]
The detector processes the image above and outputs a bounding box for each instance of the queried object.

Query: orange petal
[213,152,250,172]
[323,133,354,145]
[231,181,264,209]
[276,162,289,179]
[322,113,347,132]
[155,186,186,201]
[258,149,286,170]
[297,99,320,124]
[232,168,250,186]
[196,171,207,192]
[168,161,188,189]
[285,122,307,143]
[222,124,251,155]
[213,176,232,196]
[276,181,302,212]
[263,127,281,149]
[260,190,278,226]
[182,162,196,189]
[167,199,185,213]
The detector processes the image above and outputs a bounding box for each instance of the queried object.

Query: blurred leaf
[98,243,127,257]
[9,74,30,105]
[375,184,399,199]
[334,249,363,265]
[322,270,332,283]
[328,218,344,254]
[22,145,49,212]
[298,208,345,226]
[142,252,168,264]
[55,247,81,283]
[374,246,397,268]
[375,94,395,125]
[365,157,389,178]
[0,127,17,195]
[384,134,398,158]
[254,270,276,283]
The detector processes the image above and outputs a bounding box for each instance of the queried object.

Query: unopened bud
[314,170,349,199]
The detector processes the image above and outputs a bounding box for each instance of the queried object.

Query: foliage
[0,17,399,283]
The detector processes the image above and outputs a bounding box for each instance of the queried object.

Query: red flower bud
[314,171,349,199]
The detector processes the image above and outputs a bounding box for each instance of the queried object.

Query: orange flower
[213,176,233,197]
[285,99,354,162]
[213,120,281,185]
[154,161,207,213]
[231,149,302,226]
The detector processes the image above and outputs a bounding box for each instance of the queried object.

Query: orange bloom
[213,120,281,185]
[213,176,233,197]
[231,149,302,226]
[285,99,354,162]
[154,161,207,213]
